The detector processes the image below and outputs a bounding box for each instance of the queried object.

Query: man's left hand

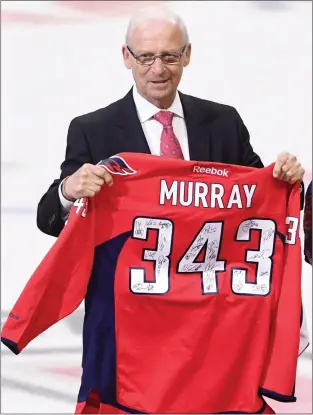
[273,152,305,184]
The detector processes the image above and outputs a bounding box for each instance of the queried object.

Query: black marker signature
[242,220,259,233]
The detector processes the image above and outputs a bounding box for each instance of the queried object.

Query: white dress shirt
[132,86,190,159]
[59,86,190,213]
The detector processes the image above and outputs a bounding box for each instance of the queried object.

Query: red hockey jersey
[1,153,303,414]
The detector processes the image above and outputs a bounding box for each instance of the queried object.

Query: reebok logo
[193,166,229,177]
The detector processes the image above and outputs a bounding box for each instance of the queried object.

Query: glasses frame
[127,45,187,66]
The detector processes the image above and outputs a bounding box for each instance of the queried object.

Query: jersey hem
[76,397,269,414]
[259,388,297,402]
[1,337,20,355]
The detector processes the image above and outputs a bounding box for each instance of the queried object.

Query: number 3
[285,216,299,245]
[130,218,173,294]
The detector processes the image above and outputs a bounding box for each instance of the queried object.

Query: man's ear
[122,45,132,69]
[183,43,191,67]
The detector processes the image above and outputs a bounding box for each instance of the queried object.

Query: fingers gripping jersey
[1,153,304,414]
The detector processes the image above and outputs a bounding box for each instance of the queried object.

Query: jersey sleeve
[1,196,96,355]
[259,183,305,402]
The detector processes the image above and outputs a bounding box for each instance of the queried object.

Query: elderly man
[36,6,304,238]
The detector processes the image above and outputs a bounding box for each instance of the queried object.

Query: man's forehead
[129,22,185,51]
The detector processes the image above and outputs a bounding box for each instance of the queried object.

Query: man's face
[122,20,191,108]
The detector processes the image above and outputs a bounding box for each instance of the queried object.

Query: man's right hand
[62,163,113,201]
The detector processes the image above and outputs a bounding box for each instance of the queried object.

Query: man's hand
[273,152,305,184]
[62,164,113,201]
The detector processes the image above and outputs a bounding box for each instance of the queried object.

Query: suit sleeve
[259,184,304,402]
[234,108,305,209]
[233,109,264,169]
[1,196,96,355]
[36,117,93,238]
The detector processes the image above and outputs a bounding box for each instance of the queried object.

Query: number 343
[130,216,299,297]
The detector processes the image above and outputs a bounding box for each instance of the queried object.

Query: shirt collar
[132,85,184,123]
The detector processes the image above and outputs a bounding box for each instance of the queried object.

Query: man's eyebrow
[136,50,155,54]
[135,48,182,54]
[166,48,183,53]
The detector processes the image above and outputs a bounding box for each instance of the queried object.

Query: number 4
[177,222,226,294]
[73,198,88,217]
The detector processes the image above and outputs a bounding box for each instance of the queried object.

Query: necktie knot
[153,111,174,127]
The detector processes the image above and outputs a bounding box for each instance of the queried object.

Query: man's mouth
[151,79,170,84]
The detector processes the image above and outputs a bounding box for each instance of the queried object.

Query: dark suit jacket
[37,88,264,237]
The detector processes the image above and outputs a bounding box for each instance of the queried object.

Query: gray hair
[125,7,189,47]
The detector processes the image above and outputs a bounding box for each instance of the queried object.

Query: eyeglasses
[127,45,187,66]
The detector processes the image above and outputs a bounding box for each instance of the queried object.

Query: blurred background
[1,0,312,413]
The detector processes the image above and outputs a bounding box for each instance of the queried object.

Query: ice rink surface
[1,1,312,413]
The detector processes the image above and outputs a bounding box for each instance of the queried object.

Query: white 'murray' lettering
[243,184,256,208]
[194,182,208,207]
[159,180,257,209]
[160,180,178,205]
[227,185,242,208]
[180,181,194,206]
[210,184,224,208]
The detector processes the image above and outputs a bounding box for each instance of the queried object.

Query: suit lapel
[179,92,211,162]
[115,88,151,154]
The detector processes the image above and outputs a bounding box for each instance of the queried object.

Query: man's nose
[151,57,166,75]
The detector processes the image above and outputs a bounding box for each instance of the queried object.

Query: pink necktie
[153,111,184,159]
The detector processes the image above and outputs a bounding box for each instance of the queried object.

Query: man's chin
[148,85,173,99]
